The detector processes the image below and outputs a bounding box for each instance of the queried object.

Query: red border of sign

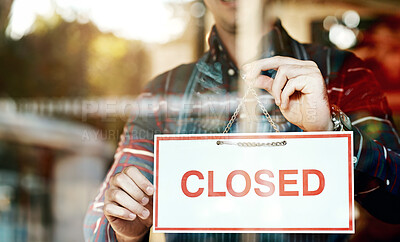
[154,133,353,232]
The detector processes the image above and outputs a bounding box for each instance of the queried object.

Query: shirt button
[228,68,235,76]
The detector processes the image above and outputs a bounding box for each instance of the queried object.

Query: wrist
[116,230,149,242]
[304,107,333,131]
[115,234,137,242]
[327,117,334,131]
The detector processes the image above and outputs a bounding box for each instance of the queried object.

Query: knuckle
[277,56,289,63]
[103,203,112,214]
[288,77,297,84]
[114,173,124,184]
[306,60,318,67]
[275,67,283,77]
[110,174,117,185]
[113,190,125,201]
[125,166,139,176]
[280,65,290,72]
[273,55,282,61]
[105,189,110,198]
[283,83,292,91]
[105,188,114,200]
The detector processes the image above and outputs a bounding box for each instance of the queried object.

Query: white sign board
[154,132,354,233]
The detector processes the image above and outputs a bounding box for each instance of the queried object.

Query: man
[84,0,400,241]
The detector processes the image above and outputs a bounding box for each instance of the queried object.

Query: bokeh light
[343,10,360,29]
[323,16,338,31]
[329,23,357,49]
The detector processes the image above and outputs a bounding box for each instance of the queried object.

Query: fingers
[253,75,273,92]
[242,56,317,80]
[243,57,321,107]
[271,67,287,106]
[123,166,154,197]
[104,202,137,221]
[111,172,149,206]
[271,65,316,105]
[280,76,307,109]
[242,56,330,131]
[104,166,154,223]
[106,187,151,220]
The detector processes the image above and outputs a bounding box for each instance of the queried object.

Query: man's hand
[104,166,154,242]
[242,56,333,131]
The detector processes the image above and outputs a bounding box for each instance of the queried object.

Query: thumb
[252,75,273,93]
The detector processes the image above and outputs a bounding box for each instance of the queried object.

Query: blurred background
[0,0,399,241]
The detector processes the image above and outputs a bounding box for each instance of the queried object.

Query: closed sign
[154,132,354,233]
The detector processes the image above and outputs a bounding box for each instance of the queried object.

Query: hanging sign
[153,132,354,233]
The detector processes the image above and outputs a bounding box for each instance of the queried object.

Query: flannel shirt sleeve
[327,50,400,223]
[83,75,168,241]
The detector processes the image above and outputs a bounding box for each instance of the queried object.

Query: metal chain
[222,87,252,133]
[248,86,280,133]
[216,140,286,147]
[222,76,280,133]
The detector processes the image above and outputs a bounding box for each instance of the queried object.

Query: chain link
[216,140,286,147]
[248,86,280,133]
[222,76,280,133]
[222,87,252,133]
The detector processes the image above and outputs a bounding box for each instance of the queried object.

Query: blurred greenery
[0,1,153,148]
[0,4,150,98]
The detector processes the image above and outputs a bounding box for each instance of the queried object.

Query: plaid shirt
[84,22,400,241]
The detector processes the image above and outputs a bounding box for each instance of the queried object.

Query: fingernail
[146,186,154,195]
[129,213,136,220]
[142,209,150,219]
[275,98,280,106]
[141,196,149,205]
